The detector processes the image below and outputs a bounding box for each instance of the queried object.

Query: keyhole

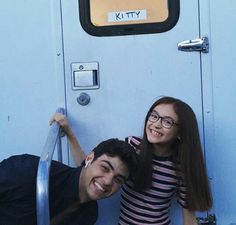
[77,93,90,106]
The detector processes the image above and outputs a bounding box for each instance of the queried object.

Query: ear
[177,135,181,140]
[85,151,94,168]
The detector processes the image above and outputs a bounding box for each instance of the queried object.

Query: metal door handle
[178,37,209,53]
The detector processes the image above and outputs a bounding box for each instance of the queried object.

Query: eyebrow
[101,160,127,181]
[152,110,175,120]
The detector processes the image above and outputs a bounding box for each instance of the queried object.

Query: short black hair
[92,138,139,180]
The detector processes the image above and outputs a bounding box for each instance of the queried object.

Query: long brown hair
[134,96,212,211]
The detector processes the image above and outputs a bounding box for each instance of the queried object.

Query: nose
[153,117,162,128]
[103,173,113,186]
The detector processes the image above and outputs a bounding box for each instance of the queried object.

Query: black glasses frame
[148,111,179,129]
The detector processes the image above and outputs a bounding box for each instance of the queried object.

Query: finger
[49,113,61,125]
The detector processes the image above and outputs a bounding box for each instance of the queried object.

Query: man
[0,139,138,225]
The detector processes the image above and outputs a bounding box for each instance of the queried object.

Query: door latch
[178,37,209,53]
[197,214,216,225]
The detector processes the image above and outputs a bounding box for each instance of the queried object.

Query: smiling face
[145,103,179,154]
[79,153,129,203]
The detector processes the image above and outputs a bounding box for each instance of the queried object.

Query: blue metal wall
[204,1,236,224]
[0,0,236,224]
[0,1,65,160]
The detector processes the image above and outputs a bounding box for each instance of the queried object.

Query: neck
[78,168,89,203]
[152,143,172,157]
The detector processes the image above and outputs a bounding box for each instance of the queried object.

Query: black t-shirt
[0,154,98,225]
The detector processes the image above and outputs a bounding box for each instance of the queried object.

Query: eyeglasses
[148,111,179,129]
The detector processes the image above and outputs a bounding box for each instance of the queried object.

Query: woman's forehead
[153,104,178,119]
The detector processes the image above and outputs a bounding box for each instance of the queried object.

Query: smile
[150,129,162,137]
[94,181,106,192]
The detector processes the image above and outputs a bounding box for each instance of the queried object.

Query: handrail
[36,107,65,225]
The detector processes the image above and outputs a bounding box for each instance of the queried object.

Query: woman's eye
[163,119,173,126]
[151,113,157,117]
[150,114,158,120]
[164,119,172,125]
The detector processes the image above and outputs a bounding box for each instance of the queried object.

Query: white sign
[108,9,147,23]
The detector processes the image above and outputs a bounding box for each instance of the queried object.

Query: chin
[90,193,108,201]
[88,195,99,201]
[147,136,161,144]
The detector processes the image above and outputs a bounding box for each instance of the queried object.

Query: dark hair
[92,138,139,180]
[135,96,212,211]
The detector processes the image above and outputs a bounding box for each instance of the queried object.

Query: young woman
[52,96,212,225]
[118,96,212,225]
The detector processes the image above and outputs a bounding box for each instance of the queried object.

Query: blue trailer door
[59,0,206,224]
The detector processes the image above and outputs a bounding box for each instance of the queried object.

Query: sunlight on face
[83,154,129,201]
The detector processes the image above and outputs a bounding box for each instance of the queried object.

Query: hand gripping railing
[36,107,65,225]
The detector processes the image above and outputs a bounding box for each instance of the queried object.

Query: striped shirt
[119,136,187,225]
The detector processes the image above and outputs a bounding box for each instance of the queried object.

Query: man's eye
[101,165,109,172]
[114,177,124,185]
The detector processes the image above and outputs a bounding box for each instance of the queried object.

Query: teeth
[151,130,161,136]
[94,181,105,192]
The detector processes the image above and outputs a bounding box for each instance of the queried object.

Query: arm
[50,113,86,166]
[182,208,198,225]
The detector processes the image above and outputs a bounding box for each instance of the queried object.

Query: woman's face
[145,103,179,147]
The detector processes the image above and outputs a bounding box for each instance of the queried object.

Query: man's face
[81,154,129,201]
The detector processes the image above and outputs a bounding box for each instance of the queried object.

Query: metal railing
[36,107,65,225]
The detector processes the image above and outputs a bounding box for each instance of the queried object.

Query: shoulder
[0,154,40,185]
[0,154,39,169]
[125,136,142,149]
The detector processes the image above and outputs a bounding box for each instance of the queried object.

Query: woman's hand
[50,113,72,134]
[182,208,198,225]
[49,113,86,166]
